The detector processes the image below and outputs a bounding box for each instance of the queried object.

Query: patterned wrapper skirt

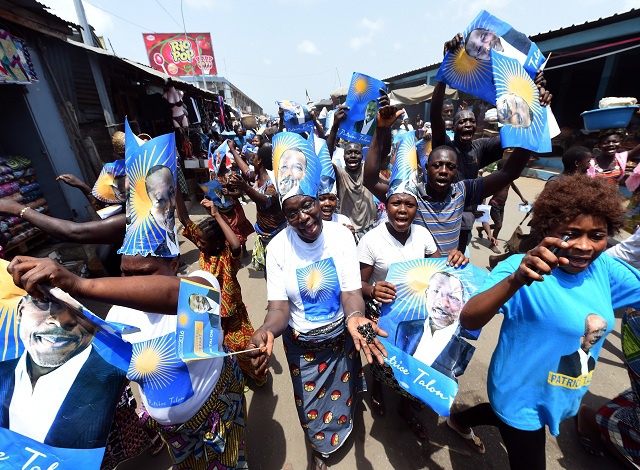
[139,355,248,470]
[283,321,366,456]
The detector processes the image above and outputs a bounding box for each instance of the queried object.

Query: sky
[39,0,640,116]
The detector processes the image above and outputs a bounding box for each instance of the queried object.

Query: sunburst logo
[129,334,181,389]
[349,73,374,104]
[386,259,476,322]
[298,258,338,303]
[439,48,492,94]
[492,53,544,138]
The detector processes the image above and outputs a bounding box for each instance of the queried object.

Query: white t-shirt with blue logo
[480,253,640,435]
[106,270,224,425]
[267,221,361,333]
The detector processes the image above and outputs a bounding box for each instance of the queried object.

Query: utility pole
[73,0,117,136]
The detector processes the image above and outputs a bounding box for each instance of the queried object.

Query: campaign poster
[208,139,231,174]
[276,100,314,134]
[176,279,224,361]
[378,259,486,416]
[142,32,217,76]
[119,119,180,258]
[338,72,386,145]
[199,179,233,209]
[492,52,552,153]
[436,10,545,104]
[0,266,133,469]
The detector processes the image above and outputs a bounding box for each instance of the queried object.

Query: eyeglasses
[284,200,316,222]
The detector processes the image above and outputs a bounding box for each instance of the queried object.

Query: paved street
[119,175,630,469]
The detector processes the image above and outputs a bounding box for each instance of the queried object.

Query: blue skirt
[283,322,366,455]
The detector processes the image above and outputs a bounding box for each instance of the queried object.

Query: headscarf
[387,132,419,201]
[312,135,336,196]
[272,132,320,205]
[91,159,126,204]
[118,118,179,258]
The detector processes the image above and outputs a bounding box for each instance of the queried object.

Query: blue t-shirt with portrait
[479,253,640,435]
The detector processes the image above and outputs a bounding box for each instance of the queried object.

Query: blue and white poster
[338,72,386,145]
[296,258,341,323]
[492,52,552,153]
[208,140,231,174]
[199,179,233,210]
[176,278,224,361]
[0,264,133,469]
[378,259,486,416]
[436,10,545,104]
[276,100,314,134]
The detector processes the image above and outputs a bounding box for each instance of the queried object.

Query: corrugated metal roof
[65,38,218,97]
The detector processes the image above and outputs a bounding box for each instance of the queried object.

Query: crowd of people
[2,32,640,470]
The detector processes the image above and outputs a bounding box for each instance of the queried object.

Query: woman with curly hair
[445,174,640,469]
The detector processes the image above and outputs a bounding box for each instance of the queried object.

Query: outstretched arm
[308,108,326,138]
[326,105,348,155]
[8,256,212,315]
[175,190,192,229]
[460,236,568,330]
[228,173,270,207]
[0,198,124,244]
[431,34,463,147]
[57,173,105,211]
[481,148,532,199]
[363,105,404,202]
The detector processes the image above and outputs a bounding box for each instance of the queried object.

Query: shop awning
[388,84,458,105]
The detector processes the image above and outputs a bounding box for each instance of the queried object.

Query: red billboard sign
[142,33,217,76]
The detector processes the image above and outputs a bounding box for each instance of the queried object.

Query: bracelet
[344,311,364,323]
[19,206,30,218]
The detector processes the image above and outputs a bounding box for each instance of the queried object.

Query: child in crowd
[177,195,266,387]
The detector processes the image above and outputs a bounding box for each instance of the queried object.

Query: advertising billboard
[142,33,217,76]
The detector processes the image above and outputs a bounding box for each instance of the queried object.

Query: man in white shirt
[395,271,475,379]
[0,296,125,448]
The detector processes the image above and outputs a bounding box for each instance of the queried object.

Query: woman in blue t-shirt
[445,175,640,469]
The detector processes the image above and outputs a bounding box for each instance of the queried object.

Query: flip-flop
[446,417,485,454]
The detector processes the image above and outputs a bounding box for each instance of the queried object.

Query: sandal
[446,416,485,454]
[370,392,386,417]
[311,453,327,470]
[574,415,604,457]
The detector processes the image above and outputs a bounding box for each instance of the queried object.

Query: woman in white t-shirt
[358,180,467,442]
[249,194,388,469]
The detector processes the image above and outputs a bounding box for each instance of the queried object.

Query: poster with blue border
[0,272,132,469]
[338,72,386,145]
[276,100,314,134]
[491,51,552,153]
[378,259,486,416]
[176,278,224,361]
[436,10,545,104]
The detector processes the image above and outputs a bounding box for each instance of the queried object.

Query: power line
[153,0,183,29]
[83,0,156,33]
[227,69,335,80]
